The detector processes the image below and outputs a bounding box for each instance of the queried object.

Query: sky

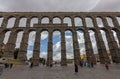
[0,0,120,12]
[0,0,120,60]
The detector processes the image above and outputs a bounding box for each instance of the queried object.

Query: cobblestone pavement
[0,63,120,79]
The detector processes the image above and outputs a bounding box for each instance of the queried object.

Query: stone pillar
[101,17,109,27]
[71,17,75,27]
[101,16,120,63]
[84,30,96,63]
[0,32,5,50]
[49,17,53,24]
[47,31,53,67]
[1,17,8,28]
[72,30,81,65]
[3,30,17,58]
[92,16,110,64]
[115,31,120,47]
[32,31,40,66]
[81,16,87,27]
[111,16,120,51]
[95,31,110,63]
[106,31,120,63]
[115,31,120,63]
[26,17,31,27]
[111,16,119,27]
[38,17,41,24]
[111,16,120,45]
[61,17,64,24]
[18,31,29,61]
[61,31,67,66]
[14,17,20,27]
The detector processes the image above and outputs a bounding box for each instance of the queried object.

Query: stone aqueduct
[0,12,120,66]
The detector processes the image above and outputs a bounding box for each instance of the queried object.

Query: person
[91,62,94,68]
[30,62,33,68]
[105,62,109,70]
[4,63,9,68]
[10,63,13,69]
[79,60,83,67]
[87,62,91,68]
[75,64,78,73]
[50,64,52,67]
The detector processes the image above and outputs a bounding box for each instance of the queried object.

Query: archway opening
[6,17,16,28]
[76,30,86,61]
[27,31,36,60]
[53,17,61,24]
[15,31,24,48]
[96,17,104,27]
[41,17,49,24]
[19,17,27,27]
[106,17,114,27]
[74,17,83,27]
[3,31,11,44]
[40,31,48,62]
[30,18,38,27]
[65,30,74,64]
[63,17,72,27]
[52,31,61,66]
[85,17,94,27]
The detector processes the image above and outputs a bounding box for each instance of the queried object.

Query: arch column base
[3,50,14,59]
[32,58,39,66]
[46,58,52,67]
[112,57,120,63]
[99,57,110,64]
[61,58,67,66]
[17,51,27,62]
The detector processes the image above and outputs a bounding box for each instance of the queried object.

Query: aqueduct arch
[0,12,120,66]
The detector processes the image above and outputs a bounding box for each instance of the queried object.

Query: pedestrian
[87,62,91,68]
[105,62,109,70]
[30,62,33,68]
[50,64,52,67]
[75,64,78,73]
[79,60,83,67]
[10,63,13,69]
[91,62,94,68]
[4,63,9,68]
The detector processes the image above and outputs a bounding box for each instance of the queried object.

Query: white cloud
[27,35,36,48]
[27,50,33,59]
[40,52,47,59]
[41,31,48,40]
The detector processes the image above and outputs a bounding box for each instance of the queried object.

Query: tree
[39,58,46,64]
[14,48,19,59]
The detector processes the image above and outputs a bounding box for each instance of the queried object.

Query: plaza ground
[0,63,120,79]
